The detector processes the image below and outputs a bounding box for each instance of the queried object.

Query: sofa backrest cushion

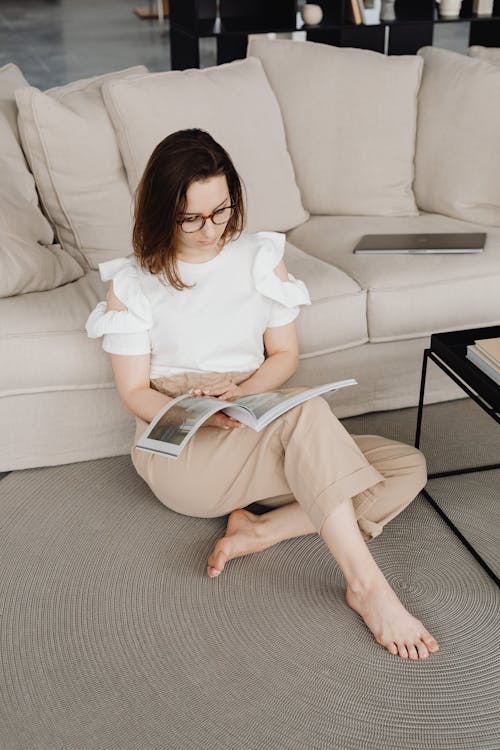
[101,58,309,234]
[0,64,83,297]
[415,47,500,227]
[0,231,84,297]
[246,38,423,217]
[15,66,147,271]
[468,46,500,65]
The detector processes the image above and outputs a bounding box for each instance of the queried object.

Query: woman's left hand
[189,381,245,401]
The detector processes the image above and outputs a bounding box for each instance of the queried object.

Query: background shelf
[169,0,500,68]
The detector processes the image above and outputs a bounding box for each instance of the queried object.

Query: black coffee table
[414,325,500,587]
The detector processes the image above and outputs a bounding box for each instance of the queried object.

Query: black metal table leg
[421,488,499,587]
[414,348,429,450]
[414,348,499,588]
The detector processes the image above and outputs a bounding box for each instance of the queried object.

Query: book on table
[135,379,357,459]
[466,336,500,386]
[474,337,500,365]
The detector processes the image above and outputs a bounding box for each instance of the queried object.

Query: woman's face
[175,174,232,258]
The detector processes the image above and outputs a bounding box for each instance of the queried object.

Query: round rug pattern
[1,453,499,750]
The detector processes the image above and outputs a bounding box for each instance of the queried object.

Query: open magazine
[135,379,357,459]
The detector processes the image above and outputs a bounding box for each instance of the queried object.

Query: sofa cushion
[284,241,367,355]
[15,66,147,271]
[0,64,83,297]
[415,47,500,227]
[0,271,112,396]
[468,46,500,65]
[246,37,422,218]
[1,232,84,297]
[101,58,309,234]
[287,213,500,343]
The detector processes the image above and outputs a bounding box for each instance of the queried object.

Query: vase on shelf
[363,0,382,25]
[380,0,396,23]
[437,0,463,19]
[300,4,323,26]
[472,0,494,15]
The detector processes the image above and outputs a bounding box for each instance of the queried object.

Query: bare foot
[345,579,440,660]
[207,509,271,578]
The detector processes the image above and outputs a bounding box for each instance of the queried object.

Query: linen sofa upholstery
[246,37,422,217]
[1,43,499,471]
[468,45,500,64]
[280,243,368,354]
[0,64,83,297]
[287,213,500,342]
[0,273,113,397]
[15,66,148,270]
[101,58,308,233]
[414,47,500,227]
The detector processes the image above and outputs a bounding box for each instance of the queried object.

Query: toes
[207,553,224,575]
[398,644,409,658]
[415,641,429,659]
[207,548,225,571]
[406,643,419,660]
[206,554,219,571]
[385,636,436,659]
[423,635,439,652]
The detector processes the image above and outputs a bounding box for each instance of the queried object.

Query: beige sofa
[2,41,500,472]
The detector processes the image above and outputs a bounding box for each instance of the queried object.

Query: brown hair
[132,128,246,290]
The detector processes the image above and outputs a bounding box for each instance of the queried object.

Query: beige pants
[130,370,427,542]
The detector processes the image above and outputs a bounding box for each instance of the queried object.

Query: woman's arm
[106,282,172,423]
[111,352,172,423]
[193,322,299,399]
[239,324,299,395]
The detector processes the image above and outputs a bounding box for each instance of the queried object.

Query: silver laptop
[353,233,486,254]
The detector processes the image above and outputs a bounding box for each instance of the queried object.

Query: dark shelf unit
[169,0,500,69]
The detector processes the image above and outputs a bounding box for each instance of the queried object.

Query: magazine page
[135,379,358,457]
[135,393,248,458]
[221,387,311,423]
[222,379,357,431]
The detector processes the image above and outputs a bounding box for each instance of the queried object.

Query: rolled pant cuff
[308,464,384,534]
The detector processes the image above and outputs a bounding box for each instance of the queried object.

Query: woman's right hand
[201,412,245,430]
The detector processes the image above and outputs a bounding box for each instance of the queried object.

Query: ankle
[255,512,282,547]
[346,567,389,596]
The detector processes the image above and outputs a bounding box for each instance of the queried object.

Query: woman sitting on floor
[86,128,440,661]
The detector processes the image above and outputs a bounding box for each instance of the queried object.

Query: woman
[86,128,440,661]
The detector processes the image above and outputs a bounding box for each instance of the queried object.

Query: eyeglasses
[176,204,236,233]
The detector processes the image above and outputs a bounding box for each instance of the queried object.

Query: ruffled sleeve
[85,256,153,355]
[252,231,312,328]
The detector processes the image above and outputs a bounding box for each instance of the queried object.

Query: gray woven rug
[0,398,499,750]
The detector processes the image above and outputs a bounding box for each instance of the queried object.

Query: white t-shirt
[85,230,311,379]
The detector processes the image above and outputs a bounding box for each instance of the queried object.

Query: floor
[1,398,499,750]
[0,0,471,89]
